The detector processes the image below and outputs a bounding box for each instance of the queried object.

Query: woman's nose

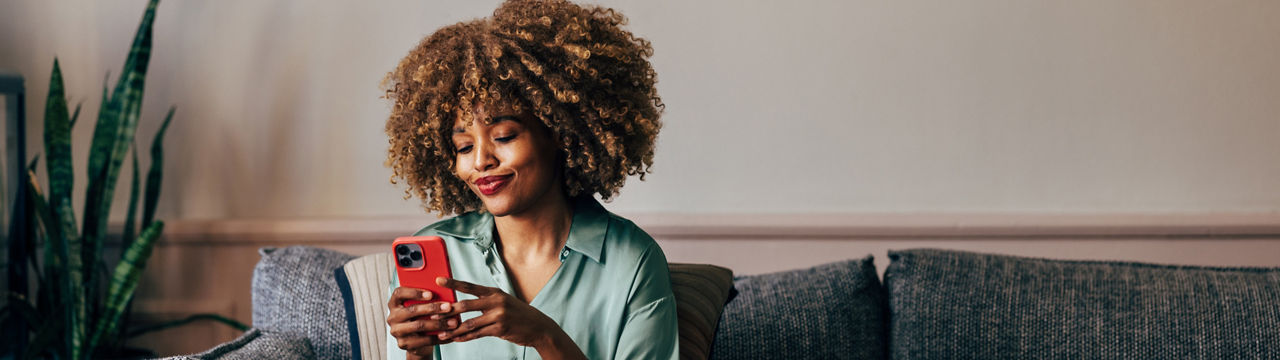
[472,140,498,172]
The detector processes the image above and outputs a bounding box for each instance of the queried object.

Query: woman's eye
[495,134,517,143]
[456,145,473,154]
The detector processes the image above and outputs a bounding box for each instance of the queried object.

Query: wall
[2,0,1278,219]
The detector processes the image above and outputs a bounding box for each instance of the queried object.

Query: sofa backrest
[885,248,1280,359]
[711,256,889,360]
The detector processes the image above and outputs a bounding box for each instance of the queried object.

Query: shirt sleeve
[614,243,680,360]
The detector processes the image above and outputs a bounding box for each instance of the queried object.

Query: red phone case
[393,236,458,334]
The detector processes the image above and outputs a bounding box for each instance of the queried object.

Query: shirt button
[561,249,570,259]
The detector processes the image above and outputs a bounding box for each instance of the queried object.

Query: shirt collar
[432,196,609,263]
[564,196,608,263]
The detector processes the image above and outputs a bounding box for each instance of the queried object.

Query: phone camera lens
[410,251,422,261]
[398,258,412,267]
[396,245,409,255]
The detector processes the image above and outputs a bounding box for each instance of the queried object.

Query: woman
[381,0,675,359]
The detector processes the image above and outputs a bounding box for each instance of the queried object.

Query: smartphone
[393,236,458,333]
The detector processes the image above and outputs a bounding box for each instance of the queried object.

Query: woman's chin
[480,198,517,217]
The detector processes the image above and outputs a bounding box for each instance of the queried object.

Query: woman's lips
[475,175,511,195]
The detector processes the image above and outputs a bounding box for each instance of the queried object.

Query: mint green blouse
[386,197,679,360]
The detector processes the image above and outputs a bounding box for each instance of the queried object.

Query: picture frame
[0,70,29,353]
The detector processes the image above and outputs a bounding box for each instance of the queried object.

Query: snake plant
[2,0,246,358]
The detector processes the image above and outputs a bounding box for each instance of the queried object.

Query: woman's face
[451,103,563,217]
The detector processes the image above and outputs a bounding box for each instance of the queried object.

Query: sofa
[166,246,1280,359]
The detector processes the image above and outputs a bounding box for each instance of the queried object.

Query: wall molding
[153,212,1280,245]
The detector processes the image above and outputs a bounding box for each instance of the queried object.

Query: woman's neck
[492,191,573,265]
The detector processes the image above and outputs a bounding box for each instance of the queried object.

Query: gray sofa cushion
[885,248,1280,359]
[711,256,888,360]
[161,328,314,360]
[252,246,356,360]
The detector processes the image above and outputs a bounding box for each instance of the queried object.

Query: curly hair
[382,0,662,216]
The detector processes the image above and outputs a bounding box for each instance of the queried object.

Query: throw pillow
[251,246,355,360]
[668,263,735,360]
[711,256,889,360]
[335,252,396,360]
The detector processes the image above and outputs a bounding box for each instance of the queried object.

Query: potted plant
[1,0,246,358]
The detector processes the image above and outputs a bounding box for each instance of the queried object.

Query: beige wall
[3,0,1279,219]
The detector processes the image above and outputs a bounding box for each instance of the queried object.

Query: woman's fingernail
[448,319,458,328]
[422,291,432,299]
[441,303,451,311]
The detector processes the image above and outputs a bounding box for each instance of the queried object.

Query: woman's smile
[475,174,512,195]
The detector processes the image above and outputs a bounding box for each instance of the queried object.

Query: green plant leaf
[105,108,171,350]
[87,220,164,353]
[69,102,83,129]
[122,143,140,250]
[79,3,159,356]
[25,167,59,276]
[142,106,173,226]
[43,58,77,239]
[43,58,81,288]
[24,316,66,360]
[81,1,159,322]
[96,71,110,130]
[14,158,45,287]
[7,289,64,360]
[40,59,87,359]
[112,146,141,351]
[26,168,75,358]
[26,157,63,332]
[23,219,45,288]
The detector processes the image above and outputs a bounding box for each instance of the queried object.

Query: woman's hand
[386,287,458,358]
[435,277,587,360]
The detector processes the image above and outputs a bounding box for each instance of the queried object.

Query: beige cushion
[341,253,395,360]
[669,263,735,360]
[341,255,734,360]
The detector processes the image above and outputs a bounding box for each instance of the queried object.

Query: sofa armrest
[159,328,314,360]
